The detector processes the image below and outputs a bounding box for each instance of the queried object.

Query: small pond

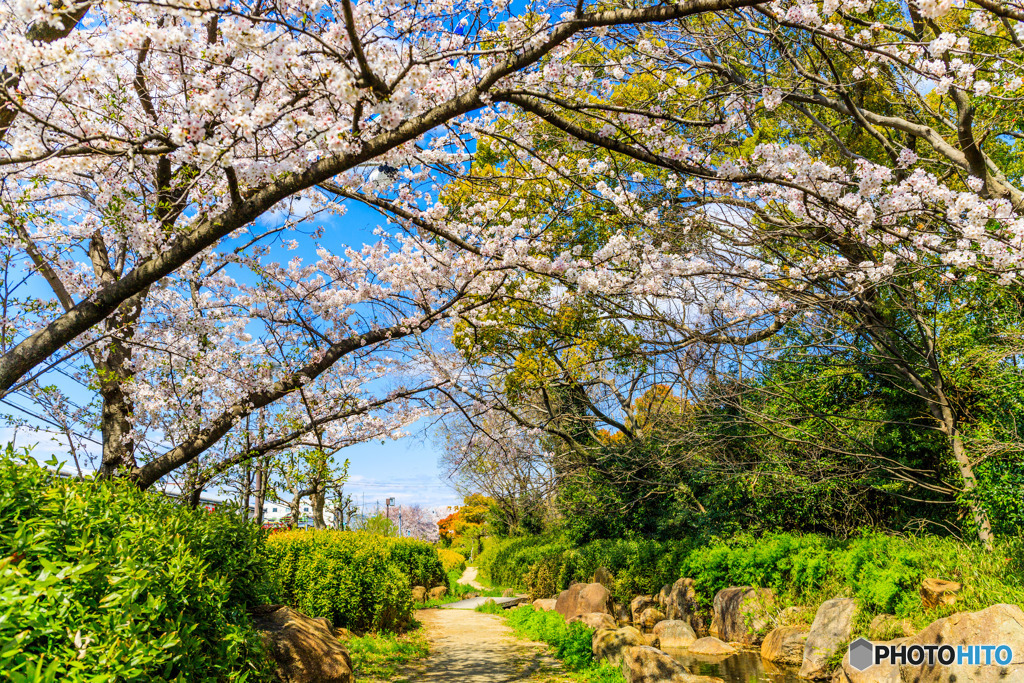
[667,649,802,683]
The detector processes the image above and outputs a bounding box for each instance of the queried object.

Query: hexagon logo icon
[849,637,875,671]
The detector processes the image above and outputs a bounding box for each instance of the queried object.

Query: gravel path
[402,608,567,683]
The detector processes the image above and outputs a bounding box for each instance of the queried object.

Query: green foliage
[437,548,466,573]
[480,533,692,603]
[484,530,1024,627]
[0,446,274,682]
[346,628,429,681]
[506,607,595,671]
[474,598,503,614]
[265,529,445,632]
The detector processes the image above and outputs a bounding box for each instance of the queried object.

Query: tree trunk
[254,461,265,525]
[943,409,995,549]
[97,381,136,477]
[241,460,252,520]
[313,488,327,529]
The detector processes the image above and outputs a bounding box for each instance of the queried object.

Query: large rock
[899,602,1024,682]
[710,587,775,645]
[620,645,725,683]
[761,626,808,666]
[570,612,618,631]
[688,637,738,656]
[533,598,557,612]
[639,607,668,633]
[592,567,615,588]
[831,639,903,683]
[411,586,427,603]
[428,586,447,601]
[615,602,633,626]
[660,578,699,622]
[800,598,858,679]
[653,620,698,649]
[593,626,649,665]
[251,605,353,683]
[832,604,1024,683]
[556,582,615,620]
[919,578,961,610]
[631,595,660,625]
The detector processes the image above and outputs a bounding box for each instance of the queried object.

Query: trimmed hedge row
[265,530,445,632]
[0,447,274,682]
[480,531,1024,623]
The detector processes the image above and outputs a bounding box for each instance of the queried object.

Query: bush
[265,529,445,632]
[506,606,625,681]
[0,447,274,682]
[438,548,466,573]
[483,530,1024,628]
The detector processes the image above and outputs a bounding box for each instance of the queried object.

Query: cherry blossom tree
[5,0,1024,543]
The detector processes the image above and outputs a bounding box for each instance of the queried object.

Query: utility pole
[398,508,403,537]
[386,496,395,520]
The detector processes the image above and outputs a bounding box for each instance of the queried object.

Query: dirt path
[399,609,569,683]
[457,565,486,590]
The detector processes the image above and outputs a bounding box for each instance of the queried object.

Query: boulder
[919,578,961,610]
[533,598,557,612]
[620,645,726,683]
[631,595,660,625]
[709,587,775,645]
[868,614,915,639]
[639,607,667,633]
[653,620,698,649]
[465,592,480,600]
[615,602,633,626]
[428,586,447,601]
[800,598,858,680]
[898,602,1024,682]
[251,605,353,683]
[412,586,427,603]
[593,626,649,665]
[592,566,615,588]
[831,639,903,683]
[570,612,618,631]
[661,578,699,621]
[502,588,515,598]
[688,637,738,656]
[832,603,1024,683]
[556,582,615,620]
[761,626,807,666]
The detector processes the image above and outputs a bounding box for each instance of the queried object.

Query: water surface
[668,648,803,683]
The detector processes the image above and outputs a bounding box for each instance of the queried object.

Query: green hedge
[481,531,1024,625]
[265,530,445,632]
[0,447,274,682]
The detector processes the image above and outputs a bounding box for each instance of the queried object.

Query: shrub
[483,529,1024,628]
[506,606,626,681]
[506,607,595,671]
[0,447,274,682]
[438,548,467,573]
[265,529,445,632]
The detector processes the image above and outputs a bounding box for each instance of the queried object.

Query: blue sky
[10,190,463,513]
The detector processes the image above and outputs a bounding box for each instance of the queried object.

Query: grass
[505,607,627,683]
[346,625,430,682]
